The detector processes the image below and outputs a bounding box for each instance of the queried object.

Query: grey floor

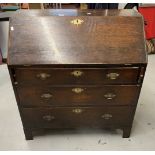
[0,55,155,151]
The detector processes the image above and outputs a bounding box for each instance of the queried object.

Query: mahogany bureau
[6,9,147,140]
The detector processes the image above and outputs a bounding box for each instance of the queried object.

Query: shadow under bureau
[6,9,147,140]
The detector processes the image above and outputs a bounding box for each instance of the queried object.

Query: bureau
[6,9,147,140]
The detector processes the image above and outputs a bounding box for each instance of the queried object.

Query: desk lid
[7,9,147,66]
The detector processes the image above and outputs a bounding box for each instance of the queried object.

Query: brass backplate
[70,19,84,26]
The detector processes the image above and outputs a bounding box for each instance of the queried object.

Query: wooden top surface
[6,9,147,66]
[0,9,142,19]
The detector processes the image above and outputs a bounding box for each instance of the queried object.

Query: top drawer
[15,67,140,85]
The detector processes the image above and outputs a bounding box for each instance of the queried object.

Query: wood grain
[7,9,147,65]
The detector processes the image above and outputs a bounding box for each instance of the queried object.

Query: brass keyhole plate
[70,19,84,26]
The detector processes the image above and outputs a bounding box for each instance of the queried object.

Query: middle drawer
[17,85,140,107]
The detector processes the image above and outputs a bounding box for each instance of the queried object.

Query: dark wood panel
[21,106,135,128]
[0,9,141,20]
[17,85,141,107]
[15,67,140,85]
[7,10,147,65]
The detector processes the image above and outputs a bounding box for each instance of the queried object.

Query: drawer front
[15,67,139,85]
[22,107,135,128]
[18,85,140,107]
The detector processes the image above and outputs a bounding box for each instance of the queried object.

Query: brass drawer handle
[36,73,51,80]
[101,114,112,120]
[106,73,119,80]
[71,70,83,77]
[72,108,83,114]
[72,88,84,94]
[41,93,53,99]
[104,93,116,100]
[43,115,55,121]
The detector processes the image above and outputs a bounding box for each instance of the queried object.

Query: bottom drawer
[21,107,135,129]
